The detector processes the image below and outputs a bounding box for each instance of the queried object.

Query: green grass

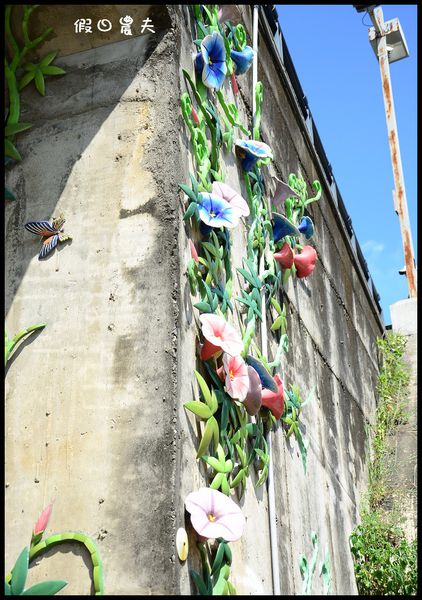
[350,333,416,595]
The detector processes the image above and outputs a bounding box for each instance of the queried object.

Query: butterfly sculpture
[24,213,72,259]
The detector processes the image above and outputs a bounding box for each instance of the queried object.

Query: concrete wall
[5,5,384,595]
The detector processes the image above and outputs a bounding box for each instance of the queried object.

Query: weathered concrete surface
[6,4,385,596]
[390,297,417,335]
[6,8,184,595]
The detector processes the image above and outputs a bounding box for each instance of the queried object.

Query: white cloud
[361,240,385,256]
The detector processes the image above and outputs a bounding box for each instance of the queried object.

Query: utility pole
[366,5,417,297]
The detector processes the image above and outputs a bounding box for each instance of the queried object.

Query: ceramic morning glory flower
[222,353,249,401]
[194,32,227,90]
[235,139,273,172]
[212,181,250,217]
[197,193,239,229]
[271,176,300,210]
[261,373,285,419]
[298,216,314,240]
[185,487,245,542]
[272,213,300,243]
[273,242,294,269]
[231,46,254,75]
[243,366,262,416]
[294,245,317,278]
[199,314,244,360]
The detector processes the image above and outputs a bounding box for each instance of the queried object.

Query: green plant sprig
[5,323,46,367]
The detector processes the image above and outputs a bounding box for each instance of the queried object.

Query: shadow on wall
[4,6,172,318]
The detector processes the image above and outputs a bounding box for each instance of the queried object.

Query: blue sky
[275,5,417,324]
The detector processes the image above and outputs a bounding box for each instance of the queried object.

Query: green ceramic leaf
[281,334,289,353]
[5,139,22,161]
[199,544,212,593]
[209,390,218,415]
[183,401,212,420]
[41,65,66,76]
[296,428,309,473]
[10,547,29,595]
[237,267,258,288]
[201,241,219,258]
[211,541,226,576]
[194,370,212,408]
[230,467,245,488]
[4,123,32,137]
[183,202,197,220]
[251,287,262,307]
[270,297,282,314]
[40,51,58,67]
[212,567,228,595]
[247,305,254,322]
[21,580,67,595]
[179,183,198,203]
[196,417,216,458]
[34,70,45,96]
[220,397,229,434]
[211,294,218,312]
[224,543,232,564]
[189,173,199,195]
[227,580,236,594]
[271,316,283,331]
[241,316,255,356]
[5,581,11,596]
[190,569,209,596]
[197,257,209,269]
[235,443,247,467]
[223,459,233,474]
[216,443,226,464]
[210,471,224,490]
[220,474,230,495]
[193,301,212,313]
[256,465,268,487]
[203,455,223,472]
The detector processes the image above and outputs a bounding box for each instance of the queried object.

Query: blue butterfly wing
[25,220,58,236]
[38,234,59,259]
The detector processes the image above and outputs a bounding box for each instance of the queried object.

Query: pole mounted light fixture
[356,5,417,297]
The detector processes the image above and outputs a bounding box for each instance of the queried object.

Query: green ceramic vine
[299,532,331,595]
[5,506,104,595]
